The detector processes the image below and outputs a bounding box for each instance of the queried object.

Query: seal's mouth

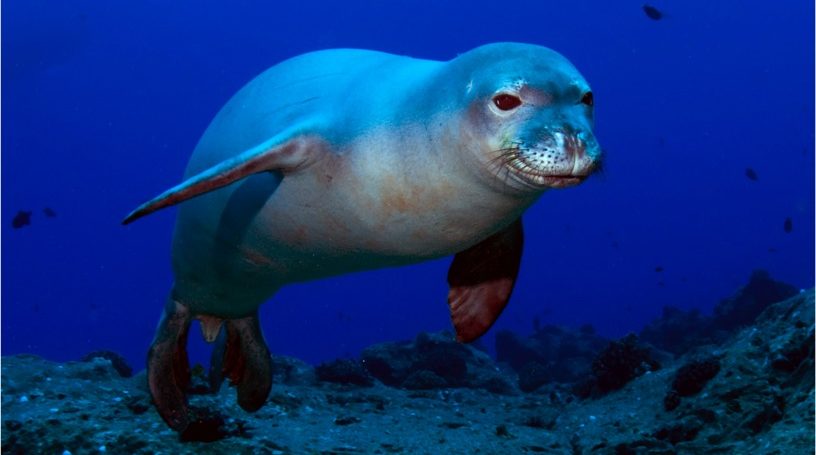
[504,153,589,188]
[495,146,595,190]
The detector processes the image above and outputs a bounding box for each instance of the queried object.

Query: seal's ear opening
[123,134,319,225]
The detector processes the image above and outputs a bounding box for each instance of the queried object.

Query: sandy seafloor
[1,286,813,454]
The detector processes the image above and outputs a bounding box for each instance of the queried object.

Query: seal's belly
[242,166,485,281]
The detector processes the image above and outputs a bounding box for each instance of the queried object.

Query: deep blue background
[3,0,814,370]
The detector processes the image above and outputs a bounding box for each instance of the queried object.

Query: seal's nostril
[562,134,585,158]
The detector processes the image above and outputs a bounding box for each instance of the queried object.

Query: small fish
[43,207,57,217]
[12,211,32,229]
[768,247,777,253]
[784,217,793,233]
[657,281,665,287]
[654,266,664,272]
[744,168,758,181]
[642,4,663,20]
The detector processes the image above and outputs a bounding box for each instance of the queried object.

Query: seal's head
[448,42,602,194]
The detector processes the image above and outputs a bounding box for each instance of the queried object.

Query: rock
[179,406,227,443]
[70,357,121,381]
[495,331,548,371]
[578,334,661,397]
[361,331,518,394]
[401,370,447,390]
[663,390,681,411]
[188,363,211,394]
[124,394,150,415]
[743,393,786,435]
[640,306,715,355]
[712,270,798,332]
[653,420,702,444]
[671,358,721,397]
[272,355,317,386]
[0,289,812,454]
[663,357,721,411]
[316,359,374,387]
[770,328,814,373]
[130,370,149,393]
[4,420,23,431]
[360,340,413,386]
[334,416,362,426]
[473,371,517,395]
[518,362,550,393]
[655,290,814,449]
[641,270,799,356]
[496,325,608,391]
[80,351,133,378]
[412,333,469,386]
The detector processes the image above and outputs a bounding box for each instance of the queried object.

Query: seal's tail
[208,315,273,412]
[147,297,272,432]
[147,298,192,431]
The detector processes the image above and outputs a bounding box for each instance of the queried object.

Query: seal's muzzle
[505,126,601,189]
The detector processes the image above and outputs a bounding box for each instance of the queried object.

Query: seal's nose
[552,127,599,176]
[556,130,587,160]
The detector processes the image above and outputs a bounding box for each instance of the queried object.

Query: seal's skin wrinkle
[125,42,601,431]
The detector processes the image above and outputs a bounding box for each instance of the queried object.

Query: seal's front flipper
[147,298,193,431]
[447,218,524,343]
[123,133,323,224]
[209,313,272,412]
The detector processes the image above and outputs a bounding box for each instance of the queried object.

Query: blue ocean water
[3,0,813,376]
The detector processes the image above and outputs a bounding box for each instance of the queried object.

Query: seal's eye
[492,94,522,111]
[581,91,594,107]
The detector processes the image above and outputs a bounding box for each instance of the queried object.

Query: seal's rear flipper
[447,218,523,343]
[209,313,272,412]
[147,298,193,431]
[122,133,323,225]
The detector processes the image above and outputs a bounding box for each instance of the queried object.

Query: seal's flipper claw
[216,314,273,412]
[122,133,321,224]
[447,218,524,343]
[147,298,193,431]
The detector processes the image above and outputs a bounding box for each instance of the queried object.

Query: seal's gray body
[173,48,539,317]
[126,43,601,431]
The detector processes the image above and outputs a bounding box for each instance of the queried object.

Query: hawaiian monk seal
[124,42,602,431]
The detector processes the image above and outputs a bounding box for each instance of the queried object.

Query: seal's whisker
[488,145,550,189]
[487,146,522,186]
